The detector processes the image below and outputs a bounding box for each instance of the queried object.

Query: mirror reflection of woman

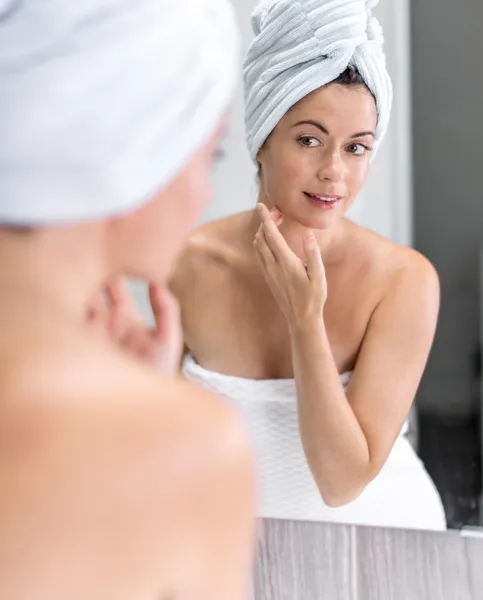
[173,0,447,531]
[0,1,256,597]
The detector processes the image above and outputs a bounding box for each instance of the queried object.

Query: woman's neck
[248,200,345,265]
[0,225,110,324]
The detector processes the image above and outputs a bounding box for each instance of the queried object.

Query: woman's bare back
[172,211,427,379]
[0,297,255,600]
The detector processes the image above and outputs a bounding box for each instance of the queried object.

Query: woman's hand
[86,276,183,373]
[253,203,327,329]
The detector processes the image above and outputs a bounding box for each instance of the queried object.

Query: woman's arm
[291,258,439,506]
[254,203,440,507]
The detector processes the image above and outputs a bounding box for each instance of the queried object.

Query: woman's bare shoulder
[345,219,439,298]
[2,317,247,445]
[0,322,254,597]
[346,219,436,273]
[170,211,252,298]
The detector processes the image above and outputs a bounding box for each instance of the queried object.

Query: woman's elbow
[307,455,377,507]
[314,473,371,507]
[320,486,365,508]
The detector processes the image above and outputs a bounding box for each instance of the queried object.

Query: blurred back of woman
[0,1,256,598]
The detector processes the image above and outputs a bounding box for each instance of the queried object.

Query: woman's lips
[304,192,343,210]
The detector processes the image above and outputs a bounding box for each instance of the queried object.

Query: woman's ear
[256,162,262,183]
[256,145,266,179]
[256,138,271,183]
[257,137,270,164]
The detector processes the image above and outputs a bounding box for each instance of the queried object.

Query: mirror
[132,0,481,533]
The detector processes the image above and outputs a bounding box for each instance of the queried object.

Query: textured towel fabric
[243,0,392,162]
[0,0,239,225]
[182,354,447,531]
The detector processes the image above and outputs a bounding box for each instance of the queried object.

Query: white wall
[204,0,414,247]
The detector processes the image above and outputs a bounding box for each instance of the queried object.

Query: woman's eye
[298,136,320,148]
[347,143,370,156]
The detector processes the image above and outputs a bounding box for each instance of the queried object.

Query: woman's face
[115,120,225,282]
[257,84,377,230]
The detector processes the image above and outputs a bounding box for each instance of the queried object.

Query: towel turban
[243,0,392,161]
[0,0,239,225]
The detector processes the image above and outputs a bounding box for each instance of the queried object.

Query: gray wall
[413,0,483,416]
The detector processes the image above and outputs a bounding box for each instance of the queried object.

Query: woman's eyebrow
[291,119,329,135]
[291,120,375,139]
[350,130,375,139]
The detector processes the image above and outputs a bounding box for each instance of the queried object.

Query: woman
[0,1,255,598]
[173,0,447,530]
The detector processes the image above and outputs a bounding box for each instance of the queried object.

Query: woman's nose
[317,150,344,182]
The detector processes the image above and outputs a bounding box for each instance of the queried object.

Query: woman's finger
[106,276,140,319]
[109,300,134,342]
[304,232,325,284]
[257,203,292,263]
[254,227,276,268]
[149,282,169,338]
[271,207,283,227]
[149,283,180,339]
[149,283,184,371]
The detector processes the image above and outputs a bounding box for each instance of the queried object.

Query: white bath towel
[0,0,239,224]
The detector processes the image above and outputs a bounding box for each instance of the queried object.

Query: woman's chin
[274,200,345,230]
[292,211,341,231]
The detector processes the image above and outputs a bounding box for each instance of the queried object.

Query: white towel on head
[243,0,392,162]
[0,0,239,225]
